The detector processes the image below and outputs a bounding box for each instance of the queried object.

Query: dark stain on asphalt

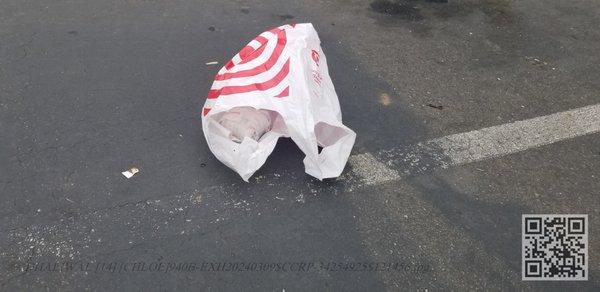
[370,0,424,21]
[67,30,78,35]
[276,14,295,20]
[369,0,518,31]
[208,26,215,32]
[240,8,250,14]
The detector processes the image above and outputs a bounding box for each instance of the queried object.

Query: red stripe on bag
[202,107,211,116]
[224,60,234,70]
[274,86,289,98]
[214,30,287,81]
[239,36,269,64]
[207,58,290,99]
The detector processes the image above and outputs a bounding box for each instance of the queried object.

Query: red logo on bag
[311,50,320,65]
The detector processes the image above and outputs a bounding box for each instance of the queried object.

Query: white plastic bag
[202,23,356,181]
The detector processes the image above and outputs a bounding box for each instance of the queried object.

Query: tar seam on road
[348,103,600,186]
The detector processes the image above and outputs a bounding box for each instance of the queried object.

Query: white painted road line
[346,152,400,186]
[349,103,600,185]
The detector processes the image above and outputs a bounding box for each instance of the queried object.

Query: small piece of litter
[206,61,218,66]
[426,104,444,110]
[379,93,392,106]
[122,167,140,179]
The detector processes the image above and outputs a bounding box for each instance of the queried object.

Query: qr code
[522,214,588,280]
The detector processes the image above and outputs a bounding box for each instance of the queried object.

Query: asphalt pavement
[1,0,599,290]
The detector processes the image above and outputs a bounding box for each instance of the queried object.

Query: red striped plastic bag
[202,23,356,181]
